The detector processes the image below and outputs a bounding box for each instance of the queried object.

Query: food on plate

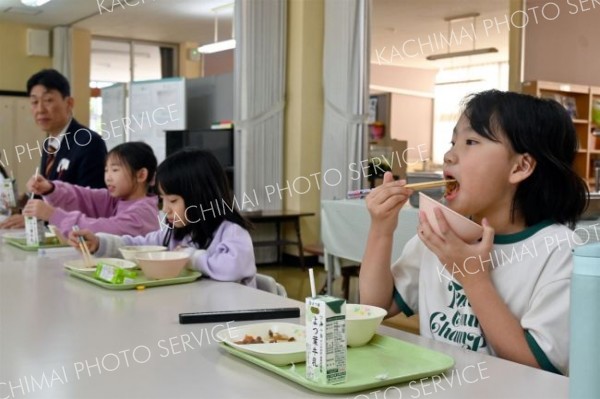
[235,335,264,344]
[268,329,296,343]
[234,330,296,345]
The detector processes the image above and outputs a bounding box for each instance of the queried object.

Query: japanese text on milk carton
[25,216,45,246]
[305,295,346,384]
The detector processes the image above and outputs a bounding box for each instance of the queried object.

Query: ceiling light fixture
[427,48,498,61]
[426,12,498,61]
[198,39,235,54]
[198,3,235,54]
[20,0,52,6]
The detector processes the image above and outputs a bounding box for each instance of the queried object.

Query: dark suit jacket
[40,119,107,189]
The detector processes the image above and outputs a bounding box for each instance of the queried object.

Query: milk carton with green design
[1,179,17,208]
[25,216,45,246]
[305,295,346,384]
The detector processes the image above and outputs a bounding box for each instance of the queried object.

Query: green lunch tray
[4,237,69,251]
[66,268,202,290]
[220,334,454,394]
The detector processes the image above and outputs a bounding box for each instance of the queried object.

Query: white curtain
[52,27,71,82]
[321,0,370,200]
[234,0,287,211]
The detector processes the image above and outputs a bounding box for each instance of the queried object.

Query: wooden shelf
[573,118,588,124]
[523,80,589,94]
[522,80,598,191]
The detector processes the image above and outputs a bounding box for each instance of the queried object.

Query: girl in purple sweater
[23,142,159,238]
[70,149,257,287]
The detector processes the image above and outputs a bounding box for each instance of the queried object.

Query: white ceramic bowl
[346,304,387,347]
[419,192,484,243]
[119,245,167,262]
[135,251,190,280]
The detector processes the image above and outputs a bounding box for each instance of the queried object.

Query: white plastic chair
[255,273,288,297]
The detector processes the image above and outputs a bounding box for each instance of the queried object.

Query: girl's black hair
[107,142,157,194]
[462,89,589,229]
[156,148,251,249]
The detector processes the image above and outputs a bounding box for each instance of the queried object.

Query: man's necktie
[44,145,56,178]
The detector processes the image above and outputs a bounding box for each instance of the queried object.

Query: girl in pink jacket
[23,141,159,238]
[70,149,257,287]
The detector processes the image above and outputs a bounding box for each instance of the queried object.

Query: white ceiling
[371,0,510,69]
[0,0,234,45]
[0,0,509,70]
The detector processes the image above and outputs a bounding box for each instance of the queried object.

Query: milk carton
[305,295,346,384]
[1,179,17,208]
[25,216,45,246]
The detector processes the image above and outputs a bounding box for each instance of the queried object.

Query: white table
[321,200,419,295]
[0,240,568,398]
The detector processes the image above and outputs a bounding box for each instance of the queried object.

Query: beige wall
[71,28,91,125]
[0,22,92,124]
[179,41,202,78]
[284,0,325,249]
[0,22,53,92]
[523,1,600,86]
[370,64,436,164]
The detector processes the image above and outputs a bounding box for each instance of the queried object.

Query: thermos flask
[569,242,600,398]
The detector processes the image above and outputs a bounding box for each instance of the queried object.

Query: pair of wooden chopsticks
[72,225,93,266]
[347,179,456,199]
[404,179,456,190]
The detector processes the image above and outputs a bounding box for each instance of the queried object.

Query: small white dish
[2,231,26,240]
[119,245,167,262]
[64,257,137,272]
[216,322,306,366]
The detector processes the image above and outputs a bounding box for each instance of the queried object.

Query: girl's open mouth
[444,175,460,200]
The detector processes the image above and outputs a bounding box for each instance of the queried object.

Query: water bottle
[569,242,600,398]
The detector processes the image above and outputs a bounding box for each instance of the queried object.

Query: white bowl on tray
[118,245,167,262]
[346,304,387,347]
[135,251,190,279]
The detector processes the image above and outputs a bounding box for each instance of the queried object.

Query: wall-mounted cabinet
[522,80,600,191]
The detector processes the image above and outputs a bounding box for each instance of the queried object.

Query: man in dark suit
[0,69,107,229]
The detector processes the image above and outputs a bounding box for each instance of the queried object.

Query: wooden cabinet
[522,81,600,191]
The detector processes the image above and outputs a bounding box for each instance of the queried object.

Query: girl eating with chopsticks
[360,90,588,375]
[69,148,257,287]
[23,141,159,238]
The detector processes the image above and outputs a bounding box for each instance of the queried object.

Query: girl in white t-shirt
[360,90,588,375]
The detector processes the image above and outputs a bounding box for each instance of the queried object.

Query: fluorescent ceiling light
[428,12,498,61]
[426,47,498,61]
[198,39,236,54]
[444,12,480,22]
[21,0,52,6]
